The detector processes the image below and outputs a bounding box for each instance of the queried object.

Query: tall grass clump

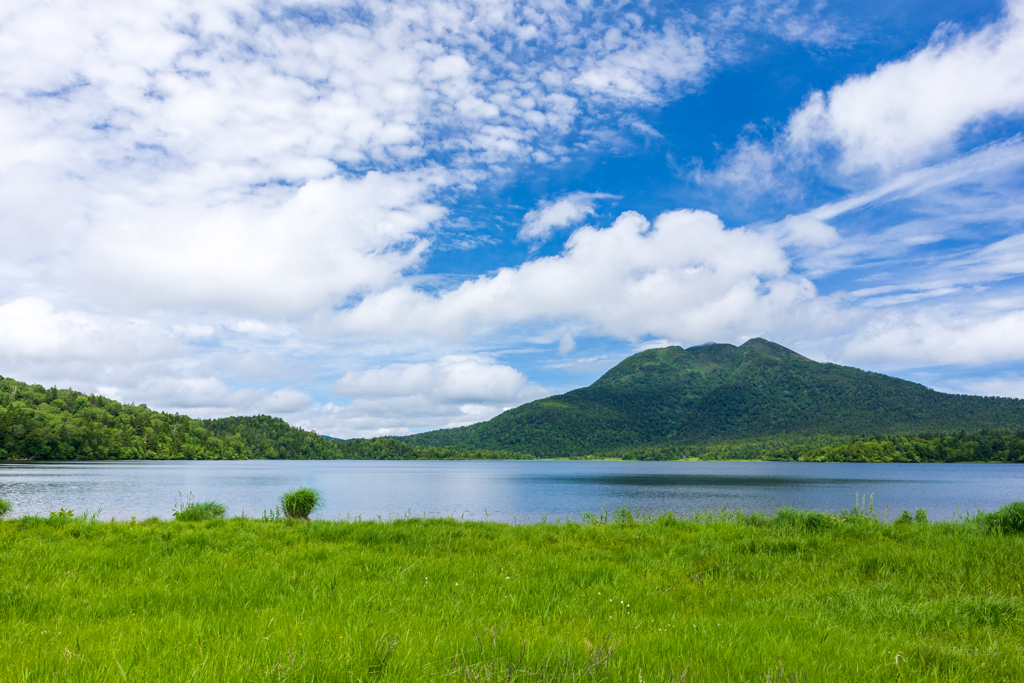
[773,507,839,531]
[172,493,226,522]
[280,487,322,520]
[0,499,11,519]
[979,500,1024,533]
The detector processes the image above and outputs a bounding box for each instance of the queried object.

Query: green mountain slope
[403,338,1024,457]
[0,377,528,461]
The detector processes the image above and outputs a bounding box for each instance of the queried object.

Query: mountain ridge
[402,338,1024,457]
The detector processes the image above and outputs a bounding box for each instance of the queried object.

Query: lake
[2,460,1022,522]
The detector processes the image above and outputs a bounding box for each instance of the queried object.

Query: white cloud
[703,1,1024,192]
[326,355,549,436]
[572,24,710,102]
[78,170,446,316]
[949,375,1024,399]
[132,376,315,416]
[340,209,817,343]
[752,136,1024,283]
[786,0,1024,173]
[696,138,779,194]
[518,191,618,242]
[0,297,171,362]
[336,354,541,404]
[0,0,726,324]
[558,331,576,355]
[843,307,1024,367]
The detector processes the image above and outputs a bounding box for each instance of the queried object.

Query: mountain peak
[592,338,809,390]
[738,337,810,361]
[404,339,1024,457]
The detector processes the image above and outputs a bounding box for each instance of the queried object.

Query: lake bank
[2,511,1021,681]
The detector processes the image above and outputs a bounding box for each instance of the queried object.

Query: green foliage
[773,507,841,531]
[403,338,1024,458]
[610,430,1024,463]
[172,493,226,522]
[0,376,532,461]
[1,510,1023,681]
[978,501,1024,534]
[612,504,637,524]
[261,506,284,521]
[0,499,10,519]
[47,508,74,525]
[280,487,322,520]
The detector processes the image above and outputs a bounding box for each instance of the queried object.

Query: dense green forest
[0,377,528,461]
[610,430,1024,462]
[404,338,1024,457]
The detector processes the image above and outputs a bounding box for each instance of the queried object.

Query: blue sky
[3,0,1024,436]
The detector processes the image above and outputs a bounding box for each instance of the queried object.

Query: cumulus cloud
[336,355,541,404]
[80,171,446,316]
[843,307,1024,367]
[949,375,1024,399]
[327,355,549,436]
[0,297,172,363]
[0,0,731,324]
[704,0,1024,190]
[130,377,315,416]
[787,1,1024,173]
[790,0,1024,174]
[340,209,818,342]
[518,192,618,242]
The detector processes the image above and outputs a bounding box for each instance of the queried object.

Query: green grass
[172,493,227,522]
[0,498,10,519]
[280,487,322,520]
[978,501,1024,533]
[1,508,1022,682]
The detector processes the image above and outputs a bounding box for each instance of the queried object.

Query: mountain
[402,338,1024,457]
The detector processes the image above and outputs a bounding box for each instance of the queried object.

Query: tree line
[0,378,530,461]
[613,431,1024,463]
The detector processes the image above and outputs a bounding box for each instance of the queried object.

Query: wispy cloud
[518,191,618,243]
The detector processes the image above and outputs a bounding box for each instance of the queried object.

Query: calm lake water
[0,460,1022,522]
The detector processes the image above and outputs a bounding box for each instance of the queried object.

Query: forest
[3,369,1024,463]
[611,431,1024,462]
[0,377,527,461]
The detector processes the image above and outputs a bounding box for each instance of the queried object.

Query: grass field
[1,506,1022,682]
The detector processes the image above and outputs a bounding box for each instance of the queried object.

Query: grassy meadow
[1,506,1022,682]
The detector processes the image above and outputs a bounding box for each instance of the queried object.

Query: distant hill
[0,377,527,461]
[6,339,1024,463]
[402,338,1024,457]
